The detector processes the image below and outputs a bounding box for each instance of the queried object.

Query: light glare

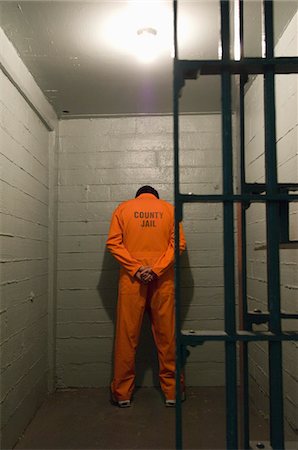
[102,1,173,63]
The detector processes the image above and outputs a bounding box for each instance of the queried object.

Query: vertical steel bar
[238,0,250,438]
[263,1,284,448]
[239,75,250,449]
[220,1,238,448]
[173,1,183,449]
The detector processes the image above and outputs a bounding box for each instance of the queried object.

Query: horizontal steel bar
[181,330,298,344]
[178,193,298,203]
[176,57,298,79]
[247,311,298,324]
[243,183,298,194]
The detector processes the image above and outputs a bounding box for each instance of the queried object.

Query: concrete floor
[14,387,297,450]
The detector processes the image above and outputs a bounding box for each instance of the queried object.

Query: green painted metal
[173,1,183,449]
[173,1,298,449]
[220,1,238,447]
[178,193,298,202]
[263,1,284,448]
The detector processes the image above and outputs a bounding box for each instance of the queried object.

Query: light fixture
[102,1,175,64]
[136,27,159,63]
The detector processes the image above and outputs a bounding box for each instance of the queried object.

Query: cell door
[173,1,298,449]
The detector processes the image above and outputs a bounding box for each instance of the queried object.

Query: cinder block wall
[57,114,225,388]
[0,70,50,447]
[245,11,298,433]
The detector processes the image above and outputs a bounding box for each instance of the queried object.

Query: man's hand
[135,266,156,284]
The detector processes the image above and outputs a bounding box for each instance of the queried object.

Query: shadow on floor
[14,387,297,450]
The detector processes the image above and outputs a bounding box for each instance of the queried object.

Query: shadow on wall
[97,248,194,390]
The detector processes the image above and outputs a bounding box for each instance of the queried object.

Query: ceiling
[0,1,297,118]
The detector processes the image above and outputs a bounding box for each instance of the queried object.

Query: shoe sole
[118,400,131,408]
[165,392,186,407]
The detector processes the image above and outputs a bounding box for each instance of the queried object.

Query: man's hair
[135,185,159,199]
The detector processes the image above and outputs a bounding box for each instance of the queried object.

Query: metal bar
[279,201,290,243]
[181,331,298,344]
[238,0,250,443]
[263,1,284,448]
[220,1,238,448]
[176,57,298,78]
[237,203,250,450]
[178,193,298,203]
[173,1,183,449]
[243,182,298,193]
[247,312,298,324]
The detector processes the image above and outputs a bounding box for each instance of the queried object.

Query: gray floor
[14,387,297,450]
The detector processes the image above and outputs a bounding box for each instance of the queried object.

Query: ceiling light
[136,27,159,63]
[102,1,174,64]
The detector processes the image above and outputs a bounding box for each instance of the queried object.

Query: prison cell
[0,1,297,449]
[173,1,298,449]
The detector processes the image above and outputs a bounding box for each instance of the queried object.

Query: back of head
[135,185,159,199]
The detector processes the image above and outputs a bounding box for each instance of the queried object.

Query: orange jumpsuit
[106,193,186,402]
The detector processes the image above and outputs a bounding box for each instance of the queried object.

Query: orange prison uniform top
[106,193,186,402]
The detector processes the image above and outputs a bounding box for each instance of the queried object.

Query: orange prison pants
[111,267,180,402]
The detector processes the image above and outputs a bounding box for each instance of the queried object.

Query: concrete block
[110,183,172,202]
[281,263,298,287]
[247,277,267,304]
[0,215,48,243]
[0,181,49,226]
[57,268,118,291]
[179,115,222,133]
[55,363,112,388]
[58,150,157,170]
[278,154,298,182]
[0,127,48,184]
[275,12,298,57]
[59,167,173,186]
[59,117,137,137]
[157,149,221,168]
[57,321,113,339]
[276,74,297,108]
[58,185,110,202]
[180,182,222,195]
[182,249,223,268]
[180,167,222,185]
[135,116,172,134]
[281,285,298,312]
[58,220,110,237]
[181,304,224,321]
[179,131,222,151]
[0,331,24,373]
[276,94,298,141]
[1,155,49,204]
[56,337,113,365]
[57,235,106,254]
[0,375,47,450]
[57,289,118,310]
[181,266,223,287]
[58,202,116,222]
[57,252,117,270]
[0,274,48,309]
[1,235,48,261]
[0,107,49,168]
[0,259,48,284]
[57,307,113,324]
[183,233,223,251]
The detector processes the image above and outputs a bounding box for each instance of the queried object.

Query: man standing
[106,185,186,407]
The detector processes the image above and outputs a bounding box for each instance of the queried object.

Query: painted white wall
[0,28,58,449]
[57,114,225,388]
[244,11,298,433]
